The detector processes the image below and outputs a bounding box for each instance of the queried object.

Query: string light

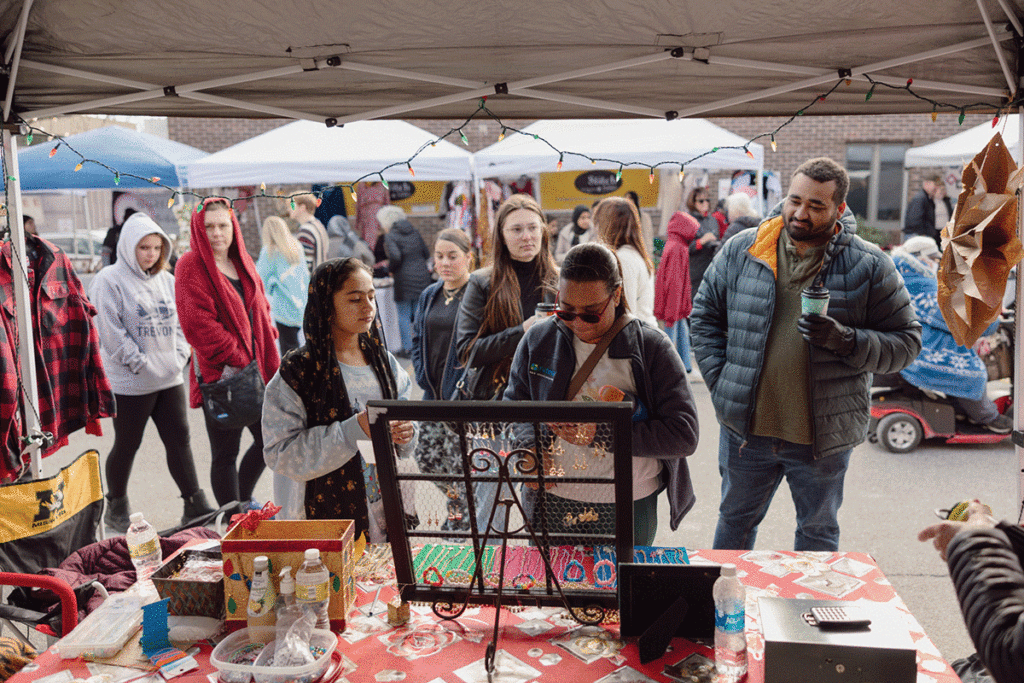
[289,198,296,210]
[648,170,655,184]
[8,75,1013,222]
[167,195,175,208]
[380,176,389,190]
[906,78,913,86]
[556,154,563,171]
[25,133,32,145]
[113,172,120,185]
[992,112,1000,128]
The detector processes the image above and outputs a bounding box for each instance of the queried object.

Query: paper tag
[357,440,376,465]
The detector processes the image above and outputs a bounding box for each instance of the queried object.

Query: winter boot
[181,490,217,526]
[104,495,131,534]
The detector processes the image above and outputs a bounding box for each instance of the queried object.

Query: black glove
[797,314,856,356]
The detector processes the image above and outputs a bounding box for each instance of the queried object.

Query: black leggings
[106,385,201,500]
[277,323,300,355]
[203,410,265,506]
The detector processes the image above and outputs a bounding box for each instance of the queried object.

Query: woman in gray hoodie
[89,213,215,533]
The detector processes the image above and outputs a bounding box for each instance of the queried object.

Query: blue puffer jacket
[690,213,921,459]
[411,280,463,401]
[504,315,700,531]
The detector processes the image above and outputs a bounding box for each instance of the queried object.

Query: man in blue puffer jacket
[691,157,921,552]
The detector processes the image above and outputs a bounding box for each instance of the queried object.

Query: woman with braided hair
[262,257,416,543]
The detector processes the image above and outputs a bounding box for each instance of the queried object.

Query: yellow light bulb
[73,162,83,172]
[167,196,175,208]
[648,172,654,184]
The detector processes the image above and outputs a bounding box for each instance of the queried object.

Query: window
[845,143,909,232]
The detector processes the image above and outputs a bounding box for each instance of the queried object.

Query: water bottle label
[296,583,329,602]
[715,609,744,633]
[129,538,159,560]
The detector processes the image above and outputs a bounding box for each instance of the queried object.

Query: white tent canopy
[187,120,474,188]
[473,119,763,177]
[905,114,1023,168]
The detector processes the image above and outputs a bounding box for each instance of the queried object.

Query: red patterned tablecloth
[9,549,960,683]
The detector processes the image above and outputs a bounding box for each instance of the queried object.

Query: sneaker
[984,414,1013,434]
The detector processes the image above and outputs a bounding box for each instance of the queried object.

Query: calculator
[810,605,872,629]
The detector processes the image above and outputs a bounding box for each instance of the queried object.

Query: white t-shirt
[548,335,662,502]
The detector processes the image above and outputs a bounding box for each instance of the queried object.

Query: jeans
[668,319,693,372]
[395,299,414,352]
[951,394,1000,424]
[713,426,852,551]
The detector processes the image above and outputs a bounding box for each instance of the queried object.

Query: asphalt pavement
[41,361,1017,664]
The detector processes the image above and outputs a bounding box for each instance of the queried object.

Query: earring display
[369,399,635,649]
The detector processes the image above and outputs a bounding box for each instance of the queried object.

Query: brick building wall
[167,112,994,254]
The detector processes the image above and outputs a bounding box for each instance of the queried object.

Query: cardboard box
[221,520,357,631]
[758,597,916,683]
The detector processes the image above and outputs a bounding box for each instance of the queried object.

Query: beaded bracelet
[445,568,473,584]
[593,559,616,588]
[512,573,538,589]
[563,559,585,583]
[423,566,444,586]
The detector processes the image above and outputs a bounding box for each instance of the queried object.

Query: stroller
[868,315,1014,453]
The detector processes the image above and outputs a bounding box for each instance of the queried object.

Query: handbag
[454,358,509,401]
[194,310,266,429]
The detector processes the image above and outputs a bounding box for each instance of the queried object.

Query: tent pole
[995,0,1024,36]
[676,33,1010,118]
[506,90,663,118]
[24,89,167,121]
[2,129,43,479]
[177,92,323,124]
[19,60,156,90]
[1,0,34,123]
[975,0,1017,93]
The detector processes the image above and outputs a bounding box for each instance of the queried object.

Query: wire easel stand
[426,445,606,680]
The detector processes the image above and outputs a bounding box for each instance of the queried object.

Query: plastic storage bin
[54,592,143,659]
[210,626,337,683]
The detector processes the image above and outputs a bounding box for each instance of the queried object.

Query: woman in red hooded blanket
[175,199,280,512]
[654,211,701,373]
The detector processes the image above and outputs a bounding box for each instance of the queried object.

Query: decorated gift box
[221,517,358,631]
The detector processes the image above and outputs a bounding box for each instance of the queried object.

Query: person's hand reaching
[918,500,997,561]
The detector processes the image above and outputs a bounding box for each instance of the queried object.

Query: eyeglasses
[554,294,614,323]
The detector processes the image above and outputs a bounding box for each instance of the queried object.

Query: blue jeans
[713,426,851,551]
[395,299,414,352]
[668,319,692,372]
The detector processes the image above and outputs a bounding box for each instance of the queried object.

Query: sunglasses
[554,294,614,323]
[695,198,710,203]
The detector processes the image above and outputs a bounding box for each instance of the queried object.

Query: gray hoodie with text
[89,213,190,395]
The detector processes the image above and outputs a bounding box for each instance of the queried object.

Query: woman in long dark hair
[505,242,699,544]
[454,193,558,532]
[262,258,416,543]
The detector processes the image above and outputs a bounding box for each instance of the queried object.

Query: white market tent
[906,114,1023,168]
[474,119,763,176]
[187,119,474,188]
[1,0,1023,496]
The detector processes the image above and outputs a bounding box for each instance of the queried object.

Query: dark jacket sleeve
[689,243,732,394]
[904,191,931,237]
[838,250,922,375]
[385,232,403,271]
[411,284,434,393]
[946,523,1024,683]
[634,326,699,460]
[455,271,526,368]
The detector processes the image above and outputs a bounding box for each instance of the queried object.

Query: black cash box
[758,597,916,683]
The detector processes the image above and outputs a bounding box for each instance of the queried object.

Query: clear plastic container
[54,592,144,659]
[210,626,337,683]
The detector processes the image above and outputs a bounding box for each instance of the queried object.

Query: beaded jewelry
[444,568,473,584]
[423,566,444,586]
[594,559,616,588]
[563,559,585,583]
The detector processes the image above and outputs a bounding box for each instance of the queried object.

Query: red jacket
[175,202,280,409]
[654,212,700,325]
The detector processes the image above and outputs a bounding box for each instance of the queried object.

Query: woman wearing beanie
[89,212,216,532]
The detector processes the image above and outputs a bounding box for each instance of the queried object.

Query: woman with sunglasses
[686,187,720,302]
[504,242,699,545]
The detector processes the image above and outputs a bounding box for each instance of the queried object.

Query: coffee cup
[801,286,830,316]
[536,303,557,317]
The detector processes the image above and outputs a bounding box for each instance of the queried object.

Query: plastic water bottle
[247,555,277,642]
[714,563,747,682]
[295,549,330,630]
[125,512,162,581]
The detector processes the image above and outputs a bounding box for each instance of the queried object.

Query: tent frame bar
[676,31,1012,118]
[996,0,1024,36]
[976,0,1018,93]
[1,0,33,122]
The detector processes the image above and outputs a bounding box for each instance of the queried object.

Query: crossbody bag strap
[565,314,632,399]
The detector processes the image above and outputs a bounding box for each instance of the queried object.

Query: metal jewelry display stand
[369,400,634,680]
